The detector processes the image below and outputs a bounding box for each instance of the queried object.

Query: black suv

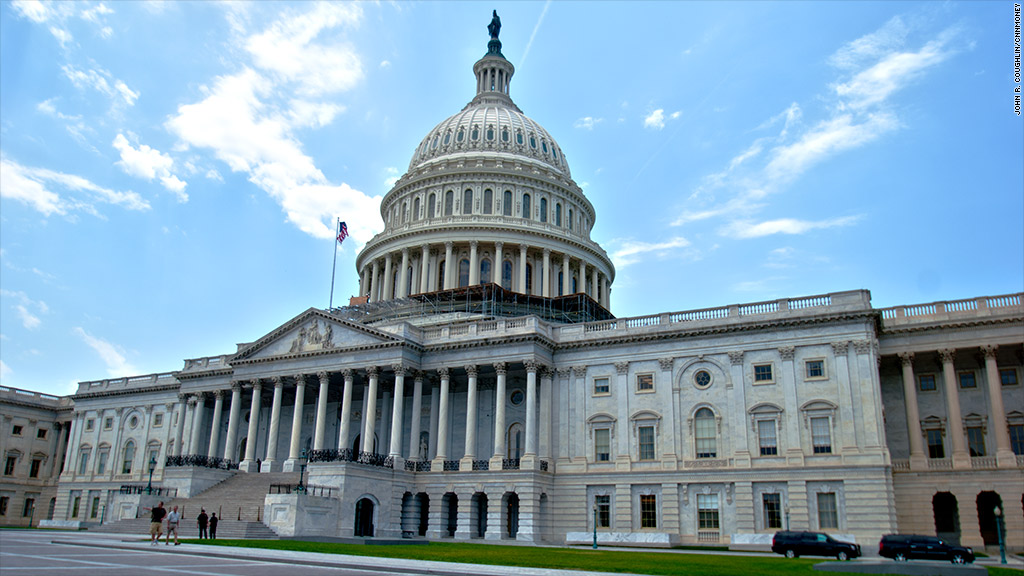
[771,531,862,560]
[878,534,974,564]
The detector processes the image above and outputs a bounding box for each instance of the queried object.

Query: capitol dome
[354,13,614,321]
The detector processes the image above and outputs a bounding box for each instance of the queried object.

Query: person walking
[208,512,218,540]
[165,505,181,545]
[197,509,209,539]
[146,502,166,545]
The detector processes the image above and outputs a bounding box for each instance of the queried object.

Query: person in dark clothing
[146,502,166,545]
[208,512,218,539]
[197,509,209,539]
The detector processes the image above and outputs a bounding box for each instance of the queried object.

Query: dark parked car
[771,530,862,560]
[878,534,975,564]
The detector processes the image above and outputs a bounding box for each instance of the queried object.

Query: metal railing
[472,459,489,471]
[414,460,432,472]
[308,448,354,463]
[443,460,459,471]
[165,455,237,470]
[268,484,335,498]
[119,485,177,497]
[539,460,549,472]
[502,458,520,470]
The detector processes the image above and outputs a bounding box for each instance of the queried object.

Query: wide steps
[169,471,300,523]
[88,517,278,539]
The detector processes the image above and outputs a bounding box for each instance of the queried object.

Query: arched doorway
[976,491,1003,546]
[354,498,375,537]
[47,498,56,521]
[352,434,377,455]
[505,493,520,538]
[443,493,458,537]
[933,492,961,544]
[473,493,488,538]
[417,493,429,536]
[238,438,247,460]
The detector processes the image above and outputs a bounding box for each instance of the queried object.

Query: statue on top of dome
[487,10,501,39]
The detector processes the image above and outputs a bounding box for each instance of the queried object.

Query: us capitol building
[2,14,1022,551]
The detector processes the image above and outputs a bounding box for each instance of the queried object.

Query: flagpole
[329,218,340,310]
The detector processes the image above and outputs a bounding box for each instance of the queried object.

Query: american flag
[336,221,349,245]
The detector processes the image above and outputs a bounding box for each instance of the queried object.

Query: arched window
[568,209,574,231]
[516,131,524,145]
[121,440,136,474]
[402,202,408,223]
[443,131,451,145]
[539,198,547,223]
[444,190,454,216]
[555,203,562,226]
[392,269,399,298]
[558,271,564,296]
[507,423,524,459]
[481,259,492,284]
[406,266,414,296]
[413,197,420,221]
[572,275,578,294]
[501,260,513,290]
[463,189,473,215]
[501,128,509,142]
[483,189,493,214]
[503,191,513,216]
[525,263,533,293]
[428,193,436,218]
[457,128,465,143]
[522,194,531,219]
[458,259,470,287]
[695,408,717,458]
[438,261,445,291]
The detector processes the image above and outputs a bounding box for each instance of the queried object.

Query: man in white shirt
[165,506,181,545]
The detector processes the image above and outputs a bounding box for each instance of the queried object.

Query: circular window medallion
[510,390,525,406]
[694,370,712,389]
[128,415,139,428]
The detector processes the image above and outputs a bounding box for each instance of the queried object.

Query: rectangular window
[811,417,832,454]
[758,420,778,456]
[96,452,108,475]
[817,493,838,529]
[12,425,23,436]
[636,373,654,392]
[71,496,80,518]
[958,371,977,389]
[90,497,100,519]
[918,374,936,391]
[36,429,47,439]
[103,417,113,430]
[967,427,985,457]
[1000,369,1019,386]
[697,494,719,530]
[29,459,41,478]
[805,360,825,379]
[640,494,657,528]
[594,377,610,395]
[927,429,945,459]
[153,413,163,427]
[85,419,95,432]
[3,456,15,476]
[78,453,89,475]
[1010,425,1024,456]
[0,496,7,516]
[595,495,611,528]
[763,493,783,530]
[695,416,717,458]
[594,429,610,462]
[638,426,655,460]
[22,498,34,518]
[754,364,774,383]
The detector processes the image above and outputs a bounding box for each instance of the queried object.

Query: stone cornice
[70,383,180,401]
[878,315,1022,336]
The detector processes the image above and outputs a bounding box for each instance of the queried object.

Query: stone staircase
[90,471,300,539]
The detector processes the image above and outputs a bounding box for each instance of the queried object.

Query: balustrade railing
[443,460,459,471]
[119,485,177,497]
[268,484,335,498]
[472,459,489,471]
[308,448,354,463]
[502,458,520,470]
[357,451,394,468]
[415,460,432,472]
[539,460,549,472]
[165,455,237,470]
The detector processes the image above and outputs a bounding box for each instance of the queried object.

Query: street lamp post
[994,506,1006,564]
[592,504,598,549]
[297,449,308,493]
[146,455,157,495]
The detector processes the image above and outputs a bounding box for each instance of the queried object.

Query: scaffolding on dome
[332,283,614,325]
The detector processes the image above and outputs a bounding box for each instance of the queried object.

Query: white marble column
[262,377,284,472]
[188,394,205,456]
[224,382,242,462]
[561,254,570,296]
[591,268,599,302]
[899,353,926,470]
[314,371,330,450]
[460,365,479,470]
[428,381,440,460]
[519,244,528,293]
[542,249,551,297]
[207,390,225,458]
[339,369,354,451]
[284,375,306,472]
[409,373,424,461]
[59,416,77,478]
[490,362,507,468]
[173,395,187,456]
[432,368,450,470]
[369,260,380,302]
[939,349,969,469]
[443,242,454,289]
[389,365,407,461]
[523,361,538,467]
[362,367,379,454]
[383,253,394,301]
[379,385,392,454]
[579,260,587,296]
[361,267,371,299]
[399,248,410,298]
[241,380,262,472]
[469,241,480,285]
[419,245,431,294]
[539,367,552,461]
[982,345,1016,467]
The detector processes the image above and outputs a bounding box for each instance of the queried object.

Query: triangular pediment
[234,308,402,362]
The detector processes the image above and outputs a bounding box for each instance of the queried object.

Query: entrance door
[354,498,374,537]
[506,493,519,538]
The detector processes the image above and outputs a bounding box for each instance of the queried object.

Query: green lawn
[184,539,950,576]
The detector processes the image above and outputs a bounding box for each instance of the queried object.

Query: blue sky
[1,1,1021,396]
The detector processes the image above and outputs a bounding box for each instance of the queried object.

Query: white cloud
[80,3,113,23]
[37,98,80,120]
[764,112,898,182]
[519,0,551,70]
[73,327,138,377]
[722,216,860,239]
[1,290,48,330]
[829,16,909,70]
[15,305,41,330]
[833,31,955,110]
[609,237,691,268]
[384,167,400,189]
[379,60,391,68]
[670,111,682,120]
[112,133,187,201]
[62,65,138,107]
[1,156,150,216]
[644,109,666,130]
[0,360,10,381]
[573,117,602,130]
[288,100,344,128]
[11,0,53,23]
